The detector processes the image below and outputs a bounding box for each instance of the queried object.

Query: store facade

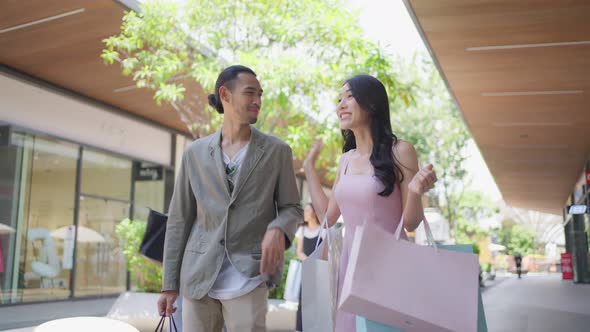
[563,162,590,284]
[0,71,186,304]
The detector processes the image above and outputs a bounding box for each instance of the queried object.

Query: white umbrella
[488,243,506,252]
[36,317,138,332]
[51,226,105,243]
[0,223,16,234]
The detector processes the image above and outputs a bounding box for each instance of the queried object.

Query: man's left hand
[260,228,286,275]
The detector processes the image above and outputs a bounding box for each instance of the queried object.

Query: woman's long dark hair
[342,74,403,196]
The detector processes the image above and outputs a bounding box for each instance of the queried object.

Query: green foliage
[103,2,500,244]
[456,190,498,222]
[454,190,496,244]
[492,221,536,256]
[269,248,297,300]
[392,54,480,239]
[456,219,488,245]
[115,217,299,296]
[102,0,410,178]
[115,219,163,293]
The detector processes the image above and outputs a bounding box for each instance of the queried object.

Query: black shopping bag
[155,314,178,332]
[139,209,168,263]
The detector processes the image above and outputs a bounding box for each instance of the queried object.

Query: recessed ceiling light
[496,159,572,164]
[499,170,562,175]
[0,8,86,34]
[113,75,191,93]
[506,172,563,181]
[493,122,574,127]
[113,85,137,93]
[482,90,583,97]
[496,144,569,150]
[466,40,590,51]
[505,190,564,195]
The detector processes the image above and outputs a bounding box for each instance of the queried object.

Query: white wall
[0,73,172,166]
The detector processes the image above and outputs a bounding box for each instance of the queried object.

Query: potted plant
[109,219,163,332]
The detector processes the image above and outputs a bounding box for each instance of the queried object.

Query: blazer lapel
[207,130,231,197]
[231,126,265,200]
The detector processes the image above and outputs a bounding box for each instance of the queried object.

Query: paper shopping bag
[301,220,342,332]
[283,259,302,302]
[339,219,479,332]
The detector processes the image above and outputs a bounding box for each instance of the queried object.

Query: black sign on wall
[134,162,163,181]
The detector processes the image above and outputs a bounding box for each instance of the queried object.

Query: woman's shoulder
[341,149,355,160]
[295,226,304,239]
[392,139,417,159]
[393,139,414,151]
[340,149,357,165]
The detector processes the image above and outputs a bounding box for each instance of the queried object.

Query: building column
[571,213,590,283]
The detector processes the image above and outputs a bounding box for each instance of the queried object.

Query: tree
[501,206,562,247]
[101,0,411,178]
[392,54,475,240]
[456,219,486,253]
[456,219,487,247]
[456,190,498,222]
[115,219,163,292]
[103,1,497,237]
[492,221,536,256]
[453,190,497,246]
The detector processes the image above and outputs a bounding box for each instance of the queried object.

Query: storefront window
[81,149,132,202]
[76,149,132,297]
[0,130,169,303]
[0,133,78,303]
[74,196,128,297]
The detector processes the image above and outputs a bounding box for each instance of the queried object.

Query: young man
[157,65,302,332]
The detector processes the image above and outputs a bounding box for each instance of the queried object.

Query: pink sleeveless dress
[333,150,406,332]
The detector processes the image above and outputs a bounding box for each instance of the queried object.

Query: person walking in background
[515,253,523,279]
[303,74,437,332]
[295,203,323,332]
[157,65,302,332]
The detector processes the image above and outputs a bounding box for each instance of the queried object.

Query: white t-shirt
[295,226,325,240]
[208,143,264,300]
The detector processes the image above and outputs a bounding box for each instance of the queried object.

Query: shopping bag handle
[394,214,438,251]
[314,215,331,250]
[154,314,178,332]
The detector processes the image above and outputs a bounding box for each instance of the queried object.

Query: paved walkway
[3,273,589,332]
[483,273,590,332]
[0,297,116,331]
[0,297,296,332]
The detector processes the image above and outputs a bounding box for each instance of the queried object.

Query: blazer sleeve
[162,150,197,292]
[267,144,303,248]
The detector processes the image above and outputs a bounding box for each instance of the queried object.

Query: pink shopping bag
[339,218,480,332]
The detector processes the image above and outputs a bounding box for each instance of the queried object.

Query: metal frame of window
[0,126,175,306]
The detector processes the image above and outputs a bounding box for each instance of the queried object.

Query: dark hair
[342,74,404,197]
[208,65,257,114]
[303,203,319,226]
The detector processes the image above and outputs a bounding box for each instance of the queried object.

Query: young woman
[303,74,437,331]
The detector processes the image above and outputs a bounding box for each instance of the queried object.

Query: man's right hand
[157,291,178,316]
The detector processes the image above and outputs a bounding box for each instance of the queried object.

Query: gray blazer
[162,126,303,299]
